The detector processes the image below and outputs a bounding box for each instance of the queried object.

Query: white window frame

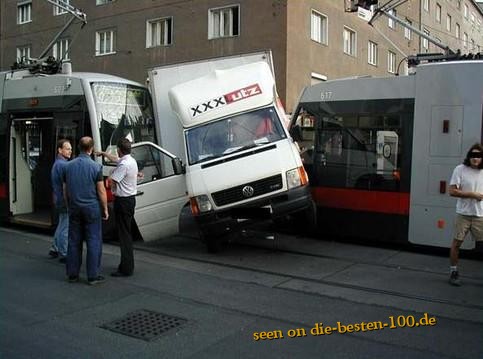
[53,0,68,15]
[435,3,441,23]
[17,1,32,24]
[424,0,430,12]
[404,19,412,40]
[423,28,430,49]
[388,9,397,29]
[146,17,173,48]
[464,3,468,18]
[470,12,475,23]
[96,0,115,5]
[53,38,70,60]
[16,45,31,63]
[387,51,396,74]
[368,41,378,66]
[456,23,460,39]
[463,32,468,48]
[456,0,461,10]
[95,29,116,56]
[446,14,451,31]
[208,5,240,39]
[343,26,357,57]
[310,10,328,45]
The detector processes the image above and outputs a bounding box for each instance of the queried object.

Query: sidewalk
[1,227,482,359]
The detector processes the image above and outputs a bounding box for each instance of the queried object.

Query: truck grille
[211,174,283,206]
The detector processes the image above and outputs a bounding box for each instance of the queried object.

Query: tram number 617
[320,91,333,101]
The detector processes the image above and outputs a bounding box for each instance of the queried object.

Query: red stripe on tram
[0,183,7,199]
[311,187,410,216]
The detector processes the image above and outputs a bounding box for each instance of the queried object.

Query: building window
[423,28,430,49]
[470,12,475,23]
[146,17,172,47]
[446,14,451,31]
[387,51,396,74]
[16,45,31,63]
[388,9,397,29]
[368,41,378,66]
[464,3,468,18]
[53,38,70,60]
[53,0,69,15]
[17,1,32,24]
[463,32,468,48]
[310,10,328,45]
[96,0,115,5]
[456,23,460,38]
[343,27,357,56]
[470,38,475,51]
[208,5,239,39]
[435,3,441,22]
[424,0,430,12]
[95,30,116,56]
[456,0,461,10]
[404,19,412,40]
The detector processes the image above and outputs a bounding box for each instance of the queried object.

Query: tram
[290,59,483,249]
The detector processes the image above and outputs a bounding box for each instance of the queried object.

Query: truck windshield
[92,82,156,157]
[185,106,286,165]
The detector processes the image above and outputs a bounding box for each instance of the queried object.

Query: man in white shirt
[98,138,138,277]
[448,143,483,286]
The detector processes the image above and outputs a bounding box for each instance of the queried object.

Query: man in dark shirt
[49,139,72,262]
[64,137,108,285]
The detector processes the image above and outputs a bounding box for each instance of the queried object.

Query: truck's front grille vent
[212,174,283,206]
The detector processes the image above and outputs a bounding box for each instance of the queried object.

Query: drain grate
[100,310,187,341]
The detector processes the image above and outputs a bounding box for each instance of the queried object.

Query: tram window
[315,114,402,191]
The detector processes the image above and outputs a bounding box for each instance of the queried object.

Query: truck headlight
[286,166,309,189]
[189,195,213,215]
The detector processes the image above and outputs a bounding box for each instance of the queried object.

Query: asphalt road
[1,226,482,359]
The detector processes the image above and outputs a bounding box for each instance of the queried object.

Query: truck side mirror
[172,157,185,175]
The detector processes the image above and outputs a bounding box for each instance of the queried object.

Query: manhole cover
[100,310,187,341]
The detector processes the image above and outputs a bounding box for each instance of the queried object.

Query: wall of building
[1,0,481,114]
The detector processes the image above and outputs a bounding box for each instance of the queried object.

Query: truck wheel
[294,200,317,233]
[198,229,223,253]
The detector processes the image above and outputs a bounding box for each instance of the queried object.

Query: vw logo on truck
[242,185,255,198]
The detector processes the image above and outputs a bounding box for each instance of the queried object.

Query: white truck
[148,51,315,251]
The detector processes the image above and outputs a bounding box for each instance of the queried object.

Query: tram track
[135,235,483,313]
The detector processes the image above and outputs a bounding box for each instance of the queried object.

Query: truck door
[130,142,187,241]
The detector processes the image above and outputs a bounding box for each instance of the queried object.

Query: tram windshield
[91,82,156,161]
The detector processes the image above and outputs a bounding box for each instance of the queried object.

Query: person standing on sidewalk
[49,139,72,262]
[64,137,108,285]
[448,143,483,286]
[97,138,138,277]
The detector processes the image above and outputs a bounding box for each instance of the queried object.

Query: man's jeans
[53,211,69,257]
[67,205,102,279]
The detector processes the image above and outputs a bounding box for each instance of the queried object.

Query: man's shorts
[453,214,483,242]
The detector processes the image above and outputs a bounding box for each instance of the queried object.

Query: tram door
[9,117,54,226]
[8,113,81,227]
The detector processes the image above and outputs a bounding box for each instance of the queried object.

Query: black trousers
[114,196,136,275]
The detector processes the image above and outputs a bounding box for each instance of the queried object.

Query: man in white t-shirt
[98,138,138,277]
[448,143,483,286]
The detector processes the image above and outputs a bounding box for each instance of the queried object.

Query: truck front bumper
[195,185,313,236]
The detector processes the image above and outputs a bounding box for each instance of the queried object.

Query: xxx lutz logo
[190,84,262,118]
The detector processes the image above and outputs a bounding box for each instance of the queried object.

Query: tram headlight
[190,195,213,215]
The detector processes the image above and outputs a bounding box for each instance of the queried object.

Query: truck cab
[166,60,314,251]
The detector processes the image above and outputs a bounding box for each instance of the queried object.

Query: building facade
[1,0,482,112]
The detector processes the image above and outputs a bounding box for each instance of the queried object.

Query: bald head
[79,136,94,154]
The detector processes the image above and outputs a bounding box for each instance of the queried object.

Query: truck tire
[294,200,317,233]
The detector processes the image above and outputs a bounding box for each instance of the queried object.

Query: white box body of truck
[149,52,314,251]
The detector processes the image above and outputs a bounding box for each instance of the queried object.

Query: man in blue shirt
[64,137,108,285]
[49,139,72,262]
